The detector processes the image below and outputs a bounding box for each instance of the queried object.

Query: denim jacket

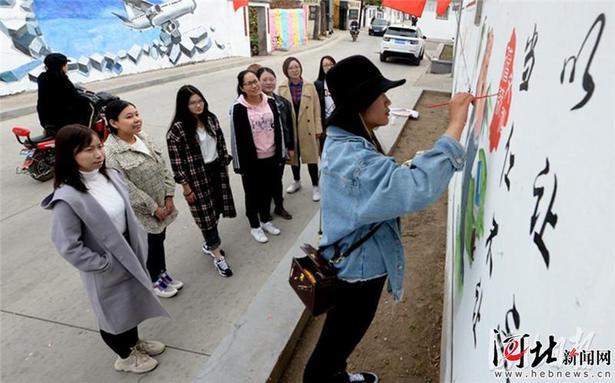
[319,126,465,301]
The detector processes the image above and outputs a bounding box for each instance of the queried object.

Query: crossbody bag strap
[328,222,384,265]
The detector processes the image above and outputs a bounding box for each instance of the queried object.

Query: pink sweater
[238,94,275,159]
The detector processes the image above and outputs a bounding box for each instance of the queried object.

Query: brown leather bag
[288,223,383,316]
[289,244,339,316]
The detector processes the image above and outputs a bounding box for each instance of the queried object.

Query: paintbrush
[427,93,499,108]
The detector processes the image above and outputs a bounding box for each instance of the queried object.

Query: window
[386,27,418,38]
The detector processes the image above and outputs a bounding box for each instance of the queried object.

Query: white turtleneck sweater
[80,169,127,234]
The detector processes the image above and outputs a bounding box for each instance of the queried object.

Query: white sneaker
[160,271,183,290]
[312,186,321,202]
[250,227,269,243]
[135,339,166,356]
[153,279,178,298]
[113,348,158,373]
[286,180,302,194]
[260,221,281,235]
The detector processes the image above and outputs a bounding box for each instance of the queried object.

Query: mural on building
[442,1,615,382]
[269,8,306,51]
[0,0,249,95]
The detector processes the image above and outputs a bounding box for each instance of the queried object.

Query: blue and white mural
[0,0,249,95]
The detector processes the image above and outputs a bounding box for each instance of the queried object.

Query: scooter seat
[28,132,54,144]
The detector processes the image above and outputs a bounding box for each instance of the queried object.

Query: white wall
[0,0,250,96]
[419,0,457,40]
[381,0,456,40]
[441,1,615,382]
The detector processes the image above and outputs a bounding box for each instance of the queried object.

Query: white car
[380,24,426,64]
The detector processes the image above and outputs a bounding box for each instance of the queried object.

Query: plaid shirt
[289,80,303,114]
[166,113,236,231]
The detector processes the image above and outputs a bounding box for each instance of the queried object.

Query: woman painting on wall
[303,55,474,383]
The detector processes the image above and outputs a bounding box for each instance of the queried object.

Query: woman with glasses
[278,56,323,202]
[230,70,286,244]
[167,85,236,277]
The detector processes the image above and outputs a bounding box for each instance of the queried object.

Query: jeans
[303,276,386,383]
[100,327,138,359]
[202,225,221,250]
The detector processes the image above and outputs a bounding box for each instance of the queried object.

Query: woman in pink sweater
[230,70,287,244]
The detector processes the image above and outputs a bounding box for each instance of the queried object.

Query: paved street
[0,31,438,382]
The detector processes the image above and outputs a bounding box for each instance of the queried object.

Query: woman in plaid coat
[167,85,236,277]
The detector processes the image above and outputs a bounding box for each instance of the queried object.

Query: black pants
[241,157,278,228]
[291,139,319,186]
[303,276,386,383]
[147,229,167,283]
[100,327,138,359]
[273,163,286,208]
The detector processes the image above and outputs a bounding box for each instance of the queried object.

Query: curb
[0,32,344,122]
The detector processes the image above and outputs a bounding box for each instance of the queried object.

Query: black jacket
[272,93,295,152]
[314,79,327,130]
[230,96,285,174]
[36,71,89,132]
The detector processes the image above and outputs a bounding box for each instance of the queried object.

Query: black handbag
[288,223,383,316]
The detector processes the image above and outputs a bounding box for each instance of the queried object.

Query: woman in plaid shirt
[167,85,236,278]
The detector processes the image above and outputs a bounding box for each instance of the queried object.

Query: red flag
[382,0,427,18]
[233,0,248,11]
[436,0,452,16]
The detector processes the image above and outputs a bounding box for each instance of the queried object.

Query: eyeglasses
[243,79,259,87]
[189,100,205,106]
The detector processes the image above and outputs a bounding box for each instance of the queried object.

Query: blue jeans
[202,226,221,250]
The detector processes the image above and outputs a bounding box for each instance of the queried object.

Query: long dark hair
[170,85,214,145]
[236,69,257,96]
[317,56,336,82]
[105,99,135,135]
[53,124,108,191]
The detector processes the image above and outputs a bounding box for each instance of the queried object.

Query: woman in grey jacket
[104,99,183,298]
[41,124,169,374]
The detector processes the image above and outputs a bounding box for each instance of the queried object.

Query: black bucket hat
[326,55,406,119]
[43,53,69,70]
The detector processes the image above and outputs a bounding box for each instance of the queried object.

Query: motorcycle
[350,22,360,42]
[11,91,116,182]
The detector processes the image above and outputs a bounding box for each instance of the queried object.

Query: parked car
[369,18,389,36]
[380,24,426,65]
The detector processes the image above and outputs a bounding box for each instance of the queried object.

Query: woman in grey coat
[41,124,169,374]
[104,99,182,299]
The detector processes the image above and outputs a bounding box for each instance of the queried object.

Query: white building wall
[0,0,250,95]
[441,1,615,382]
